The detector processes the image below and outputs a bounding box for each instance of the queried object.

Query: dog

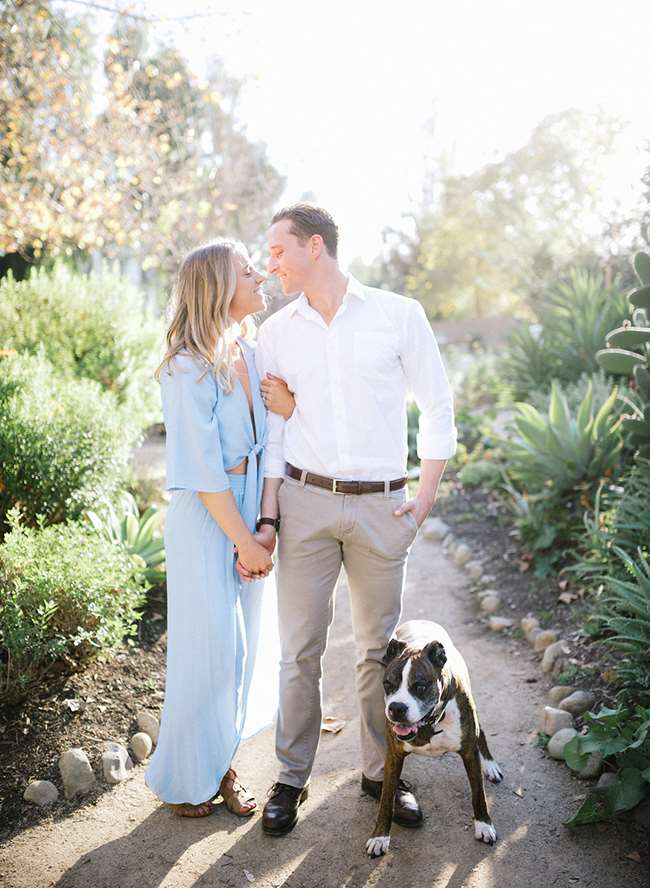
[366,619,503,858]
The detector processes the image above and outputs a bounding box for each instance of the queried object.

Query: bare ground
[0,531,647,888]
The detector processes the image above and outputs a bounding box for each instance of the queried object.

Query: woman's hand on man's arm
[261,373,295,419]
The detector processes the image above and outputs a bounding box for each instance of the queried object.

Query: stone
[453,543,472,566]
[527,627,542,645]
[478,574,497,586]
[547,727,578,760]
[58,748,96,799]
[421,517,449,541]
[521,617,539,640]
[23,780,59,807]
[576,752,603,780]
[542,640,569,673]
[136,711,160,744]
[102,743,134,784]
[551,657,570,677]
[489,616,513,632]
[131,732,153,762]
[548,686,576,705]
[480,594,501,614]
[559,690,596,716]
[596,772,617,790]
[441,533,455,552]
[465,560,484,581]
[533,630,559,652]
[540,706,574,736]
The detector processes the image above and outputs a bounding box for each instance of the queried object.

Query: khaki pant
[275,473,419,788]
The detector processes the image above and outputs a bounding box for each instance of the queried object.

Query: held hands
[235,526,276,582]
[235,535,273,582]
[261,373,295,419]
[393,493,433,527]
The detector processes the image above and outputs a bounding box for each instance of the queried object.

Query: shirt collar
[286,273,366,317]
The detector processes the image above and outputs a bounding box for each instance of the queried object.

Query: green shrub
[458,459,503,489]
[0,353,139,532]
[528,369,632,419]
[563,704,650,825]
[593,549,650,704]
[0,264,162,429]
[576,457,650,583]
[86,491,166,587]
[0,512,146,703]
[500,380,623,574]
[505,380,623,497]
[500,268,629,400]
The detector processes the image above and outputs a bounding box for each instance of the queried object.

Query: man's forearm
[260,476,283,520]
[417,458,447,509]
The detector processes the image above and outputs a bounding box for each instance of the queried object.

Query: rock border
[23,711,160,808]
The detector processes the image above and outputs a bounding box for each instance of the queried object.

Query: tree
[0,2,284,276]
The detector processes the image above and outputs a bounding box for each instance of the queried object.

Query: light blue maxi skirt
[145,474,279,805]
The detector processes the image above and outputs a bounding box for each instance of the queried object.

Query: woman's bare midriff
[227,458,248,474]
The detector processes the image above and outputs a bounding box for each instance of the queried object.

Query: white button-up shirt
[255,274,457,481]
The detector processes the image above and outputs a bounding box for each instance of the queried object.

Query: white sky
[72,0,649,263]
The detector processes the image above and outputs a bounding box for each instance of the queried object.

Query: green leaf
[634,251,650,286]
[630,285,650,311]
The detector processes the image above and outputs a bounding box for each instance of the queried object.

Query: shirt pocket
[353,331,398,379]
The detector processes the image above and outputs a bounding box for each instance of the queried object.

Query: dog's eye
[383,679,394,692]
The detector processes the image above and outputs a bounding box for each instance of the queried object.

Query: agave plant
[597,251,650,456]
[506,380,623,497]
[86,491,165,586]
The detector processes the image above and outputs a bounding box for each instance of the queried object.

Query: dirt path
[0,533,645,888]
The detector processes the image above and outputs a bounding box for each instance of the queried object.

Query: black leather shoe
[361,774,423,828]
[262,782,309,835]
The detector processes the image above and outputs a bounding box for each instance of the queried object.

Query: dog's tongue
[392,723,416,737]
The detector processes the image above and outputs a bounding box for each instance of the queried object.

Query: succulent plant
[597,252,650,455]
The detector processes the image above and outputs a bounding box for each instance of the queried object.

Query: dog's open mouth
[390,722,419,739]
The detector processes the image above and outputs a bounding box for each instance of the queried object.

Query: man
[253,204,456,835]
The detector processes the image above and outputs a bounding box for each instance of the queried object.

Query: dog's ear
[382,638,406,666]
[424,641,447,669]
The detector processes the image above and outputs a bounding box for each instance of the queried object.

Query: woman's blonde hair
[155,239,254,391]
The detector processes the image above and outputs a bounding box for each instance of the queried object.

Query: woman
[145,240,294,818]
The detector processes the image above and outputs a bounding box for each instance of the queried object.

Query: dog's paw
[481,758,504,784]
[474,820,497,844]
[366,836,390,858]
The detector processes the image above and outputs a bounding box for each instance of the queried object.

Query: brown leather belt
[285,462,407,495]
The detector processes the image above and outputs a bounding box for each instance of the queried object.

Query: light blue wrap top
[159,339,267,526]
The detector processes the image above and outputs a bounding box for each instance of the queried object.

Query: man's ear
[424,641,447,669]
[382,638,407,666]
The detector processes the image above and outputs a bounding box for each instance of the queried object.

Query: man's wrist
[256,516,280,532]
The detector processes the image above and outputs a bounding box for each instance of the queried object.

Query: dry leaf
[321,716,346,734]
[512,787,524,798]
[558,578,570,591]
[625,851,641,863]
[244,870,255,882]
[518,559,531,573]
[558,592,578,605]
[601,669,618,684]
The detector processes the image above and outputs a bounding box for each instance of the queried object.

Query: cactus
[597,251,650,455]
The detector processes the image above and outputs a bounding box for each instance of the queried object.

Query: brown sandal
[166,798,218,818]
[219,768,256,816]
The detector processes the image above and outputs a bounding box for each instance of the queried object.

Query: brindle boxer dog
[366,619,503,858]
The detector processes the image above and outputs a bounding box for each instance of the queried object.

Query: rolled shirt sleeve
[255,322,287,478]
[159,354,231,492]
[400,299,457,460]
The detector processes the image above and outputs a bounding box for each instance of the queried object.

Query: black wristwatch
[256,516,280,532]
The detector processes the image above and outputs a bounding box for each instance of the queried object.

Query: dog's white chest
[403,699,462,757]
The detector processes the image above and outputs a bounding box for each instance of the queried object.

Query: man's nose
[267,257,277,274]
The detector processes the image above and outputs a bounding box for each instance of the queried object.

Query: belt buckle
[332,479,345,494]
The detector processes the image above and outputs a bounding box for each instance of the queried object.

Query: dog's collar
[418,678,456,734]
